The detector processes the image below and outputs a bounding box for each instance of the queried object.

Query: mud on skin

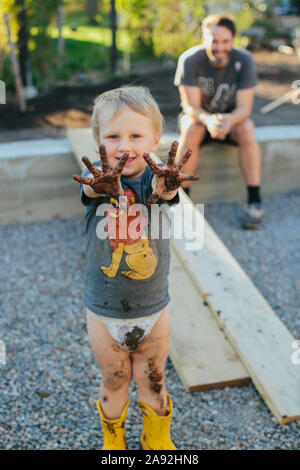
[124,326,145,351]
[72,147,129,198]
[142,141,199,205]
[146,358,164,398]
[103,360,127,387]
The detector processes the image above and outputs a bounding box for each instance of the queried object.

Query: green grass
[63,10,111,29]
[50,37,112,78]
[25,22,133,85]
[31,24,131,51]
[3,16,159,90]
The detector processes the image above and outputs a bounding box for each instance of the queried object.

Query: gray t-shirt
[174,46,258,113]
[79,161,180,319]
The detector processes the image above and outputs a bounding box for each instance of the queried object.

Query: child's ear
[151,134,161,153]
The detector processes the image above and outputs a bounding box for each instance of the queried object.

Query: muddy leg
[131,306,171,416]
[86,309,132,419]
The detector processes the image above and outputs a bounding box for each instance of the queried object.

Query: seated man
[174,13,263,229]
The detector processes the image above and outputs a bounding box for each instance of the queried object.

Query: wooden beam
[169,189,300,424]
[67,128,95,171]
[169,247,250,392]
[260,90,294,114]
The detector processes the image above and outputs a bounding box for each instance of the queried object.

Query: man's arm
[216,87,255,139]
[179,85,227,138]
[178,85,211,126]
[228,87,255,126]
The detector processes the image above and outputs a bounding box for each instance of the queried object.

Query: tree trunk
[16,0,31,88]
[110,0,117,73]
[4,13,26,111]
[57,1,65,57]
[86,0,98,25]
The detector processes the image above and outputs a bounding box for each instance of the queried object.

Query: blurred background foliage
[0,0,298,91]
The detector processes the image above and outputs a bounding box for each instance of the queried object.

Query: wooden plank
[169,189,300,424]
[67,128,95,171]
[260,89,294,114]
[169,248,250,392]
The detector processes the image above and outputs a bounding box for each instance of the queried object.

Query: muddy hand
[143,141,199,206]
[73,145,129,198]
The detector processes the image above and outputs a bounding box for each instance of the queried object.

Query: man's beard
[210,50,231,67]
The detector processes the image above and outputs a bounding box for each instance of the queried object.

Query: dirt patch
[124,326,145,350]
[146,358,163,395]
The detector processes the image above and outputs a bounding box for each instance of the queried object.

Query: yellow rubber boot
[97,399,130,450]
[139,393,177,450]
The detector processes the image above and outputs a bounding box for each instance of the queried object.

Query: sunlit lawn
[26,20,134,81]
[31,25,131,51]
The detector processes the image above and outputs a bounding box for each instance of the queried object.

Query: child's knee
[132,353,167,393]
[102,367,132,391]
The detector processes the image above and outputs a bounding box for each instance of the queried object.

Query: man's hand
[215,114,232,139]
[143,141,200,206]
[73,145,129,198]
[205,114,222,138]
[206,113,232,140]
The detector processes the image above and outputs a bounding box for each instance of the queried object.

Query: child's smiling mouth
[116,156,136,166]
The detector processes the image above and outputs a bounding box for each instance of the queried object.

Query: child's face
[99,105,160,179]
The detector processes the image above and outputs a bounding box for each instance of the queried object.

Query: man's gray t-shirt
[79,161,180,319]
[174,46,258,113]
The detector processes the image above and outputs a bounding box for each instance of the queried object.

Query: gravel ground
[0,189,300,450]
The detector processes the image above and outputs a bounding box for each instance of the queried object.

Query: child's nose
[118,138,131,152]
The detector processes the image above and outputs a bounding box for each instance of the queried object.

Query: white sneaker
[243,203,264,230]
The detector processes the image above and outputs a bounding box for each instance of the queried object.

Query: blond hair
[91,85,164,148]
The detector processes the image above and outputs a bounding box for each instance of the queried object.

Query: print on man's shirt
[197,76,237,113]
[100,188,158,280]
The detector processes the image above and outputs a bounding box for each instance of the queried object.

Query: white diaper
[87,307,165,351]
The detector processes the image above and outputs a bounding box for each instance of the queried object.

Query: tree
[57,0,65,58]
[15,0,31,88]
[26,0,62,79]
[118,0,206,58]
[152,0,205,56]
[86,0,99,25]
[110,0,117,71]
[118,0,155,57]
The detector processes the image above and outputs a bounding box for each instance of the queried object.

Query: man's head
[202,14,236,67]
[91,86,163,178]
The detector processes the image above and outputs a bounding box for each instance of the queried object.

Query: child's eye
[108,135,118,139]
[131,134,141,138]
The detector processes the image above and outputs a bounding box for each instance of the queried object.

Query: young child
[73,86,199,450]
